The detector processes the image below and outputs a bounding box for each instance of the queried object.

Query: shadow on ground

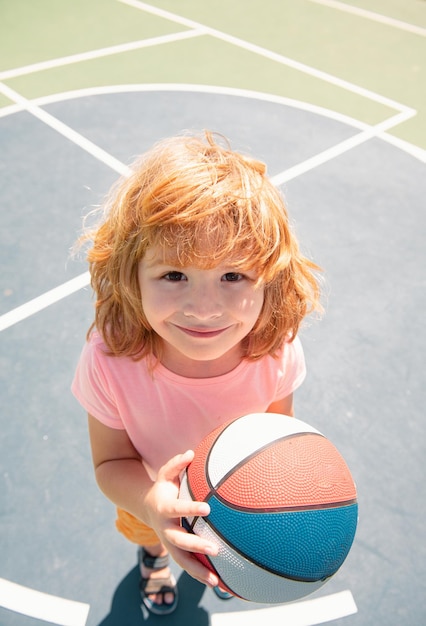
[97,567,209,625]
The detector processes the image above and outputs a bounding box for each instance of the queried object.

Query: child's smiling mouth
[172,324,232,338]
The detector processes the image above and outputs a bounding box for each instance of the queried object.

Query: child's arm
[266,392,294,416]
[88,414,220,588]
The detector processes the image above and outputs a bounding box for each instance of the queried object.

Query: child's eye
[222,272,243,282]
[163,271,186,281]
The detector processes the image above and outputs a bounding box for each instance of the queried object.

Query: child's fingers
[165,541,219,587]
[169,528,219,556]
[169,497,211,519]
[156,449,194,481]
[156,514,218,561]
[176,550,219,588]
[150,490,210,523]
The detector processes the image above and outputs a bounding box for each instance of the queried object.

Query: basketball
[179,413,358,604]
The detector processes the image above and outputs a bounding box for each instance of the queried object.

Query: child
[72,131,322,615]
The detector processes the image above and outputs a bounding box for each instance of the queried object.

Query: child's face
[138,245,265,376]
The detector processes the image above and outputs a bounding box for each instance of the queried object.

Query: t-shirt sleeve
[275,335,307,400]
[71,336,125,430]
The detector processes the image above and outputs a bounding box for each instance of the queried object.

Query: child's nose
[183,284,223,319]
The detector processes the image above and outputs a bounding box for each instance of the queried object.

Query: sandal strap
[140,572,178,615]
[139,547,170,570]
[140,576,175,595]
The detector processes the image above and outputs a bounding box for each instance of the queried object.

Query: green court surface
[1,0,425,150]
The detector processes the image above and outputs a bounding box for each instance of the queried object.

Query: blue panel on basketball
[180,413,358,603]
[207,495,358,581]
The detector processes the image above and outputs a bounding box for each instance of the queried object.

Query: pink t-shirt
[72,331,306,476]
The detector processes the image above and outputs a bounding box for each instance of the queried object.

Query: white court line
[0,577,90,626]
[0,81,132,177]
[375,130,426,163]
[23,82,426,162]
[0,87,420,333]
[0,79,369,145]
[0,29,205,81]
[118,0,209,30]
[0,118,414,333]
[271,108,420,186]
[0,0,415,115]
[212,590,357,626]
[0,272,90,332]
[117,0,413,115]
[211,590,357,626]
[307,0,426,37]
[0,102,23,118]
[27,83,370,131]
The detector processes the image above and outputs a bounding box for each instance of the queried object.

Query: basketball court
[1,1,425,625]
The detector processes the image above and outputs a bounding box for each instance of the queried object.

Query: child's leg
[115,508,178,614]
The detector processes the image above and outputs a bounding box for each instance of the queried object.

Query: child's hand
[143,450,220,587]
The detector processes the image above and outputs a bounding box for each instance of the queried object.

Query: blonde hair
[82,131,322,360]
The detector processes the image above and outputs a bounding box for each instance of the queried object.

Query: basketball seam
[204,419,238,492]
[207,431,325,492]
[199,515,338,583]
[204,494,358,513]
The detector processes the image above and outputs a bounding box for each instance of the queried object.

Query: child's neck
[159,345,244,379]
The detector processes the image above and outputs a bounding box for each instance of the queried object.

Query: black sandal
[138,547,178,615]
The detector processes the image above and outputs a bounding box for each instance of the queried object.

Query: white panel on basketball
[207,414,322,488]
[193,517,325,603]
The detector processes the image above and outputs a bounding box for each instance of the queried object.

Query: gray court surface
[1,90,425,626]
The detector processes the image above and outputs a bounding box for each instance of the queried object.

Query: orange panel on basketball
[216,434,356,509]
